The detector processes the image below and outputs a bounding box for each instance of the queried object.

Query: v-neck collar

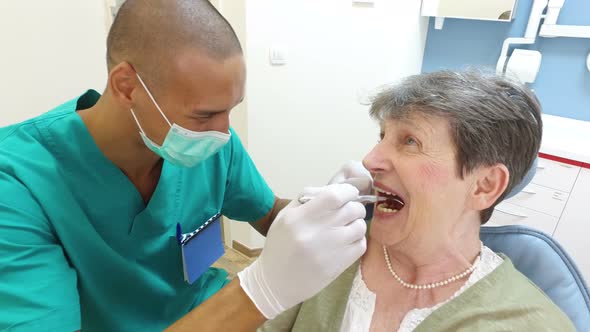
[130,161,182,237]
[65,90,183,237]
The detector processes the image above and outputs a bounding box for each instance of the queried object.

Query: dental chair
[480,225,590,330]
[479,158,590,330]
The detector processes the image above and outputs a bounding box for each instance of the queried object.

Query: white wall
[227,0,429,248]
[0,1,108,126]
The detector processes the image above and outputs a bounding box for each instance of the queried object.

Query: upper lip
[373,181,406,202]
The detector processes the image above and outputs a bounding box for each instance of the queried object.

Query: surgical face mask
[130,73,231,168]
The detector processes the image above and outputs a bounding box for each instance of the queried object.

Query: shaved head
[106,0,242,83]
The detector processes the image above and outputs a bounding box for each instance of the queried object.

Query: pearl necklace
[382,243,483,290]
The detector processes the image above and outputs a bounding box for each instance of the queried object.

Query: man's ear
[469,164,510,211]
[107,62,137,108]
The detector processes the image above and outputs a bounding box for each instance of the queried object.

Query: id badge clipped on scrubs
[176,212,225,284]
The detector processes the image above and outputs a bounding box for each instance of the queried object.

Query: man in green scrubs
[0,1,370,331]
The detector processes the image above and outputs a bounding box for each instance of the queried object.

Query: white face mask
[130,73,231,168]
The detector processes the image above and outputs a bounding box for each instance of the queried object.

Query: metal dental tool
[297,195,387,205]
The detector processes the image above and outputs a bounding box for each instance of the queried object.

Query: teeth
[377,206,400,214]
[375,187,393,196]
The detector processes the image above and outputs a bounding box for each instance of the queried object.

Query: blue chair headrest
[481,225,590,330]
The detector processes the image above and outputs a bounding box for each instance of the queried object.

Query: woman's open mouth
[375,186,405,214]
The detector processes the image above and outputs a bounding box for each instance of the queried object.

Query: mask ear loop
[135,73,172,127]
[130,108,148,134]
[129,107,165,148]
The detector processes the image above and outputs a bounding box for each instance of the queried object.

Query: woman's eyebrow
[396,118,432,137]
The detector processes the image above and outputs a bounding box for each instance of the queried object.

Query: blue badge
[176,213,225,284]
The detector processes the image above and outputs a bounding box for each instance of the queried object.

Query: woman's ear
[469,164,510,211]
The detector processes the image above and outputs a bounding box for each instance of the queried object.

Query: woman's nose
[362,144,390,174]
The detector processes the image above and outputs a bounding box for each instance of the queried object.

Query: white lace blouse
[339,245,504,332]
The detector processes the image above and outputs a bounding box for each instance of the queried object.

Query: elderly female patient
[259,70,575,331]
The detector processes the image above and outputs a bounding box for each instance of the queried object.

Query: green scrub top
[0,90,275,331]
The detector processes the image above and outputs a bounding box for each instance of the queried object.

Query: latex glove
[238,184,367,319]
[328,161,373,195]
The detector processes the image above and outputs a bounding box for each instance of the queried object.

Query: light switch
[269,45,287,66]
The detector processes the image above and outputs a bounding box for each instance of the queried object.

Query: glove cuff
[237,258,285,319]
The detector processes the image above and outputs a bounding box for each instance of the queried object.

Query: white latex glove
[328,161,373,195]
[238,184,367,319]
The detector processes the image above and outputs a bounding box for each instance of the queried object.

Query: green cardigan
[258,256,575,332]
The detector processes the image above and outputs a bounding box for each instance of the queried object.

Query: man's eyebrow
[191,98,244,116]
[191,109,227,116]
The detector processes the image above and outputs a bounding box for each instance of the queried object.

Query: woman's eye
[405,137,417,145]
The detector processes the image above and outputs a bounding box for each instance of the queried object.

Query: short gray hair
[369,70,542,224]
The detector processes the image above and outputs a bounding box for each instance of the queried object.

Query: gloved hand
[238,184,367,319]
[328,161,373,195]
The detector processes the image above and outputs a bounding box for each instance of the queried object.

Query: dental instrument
[297,195,387,205]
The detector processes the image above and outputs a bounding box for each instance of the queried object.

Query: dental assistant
[0,1,369,331]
